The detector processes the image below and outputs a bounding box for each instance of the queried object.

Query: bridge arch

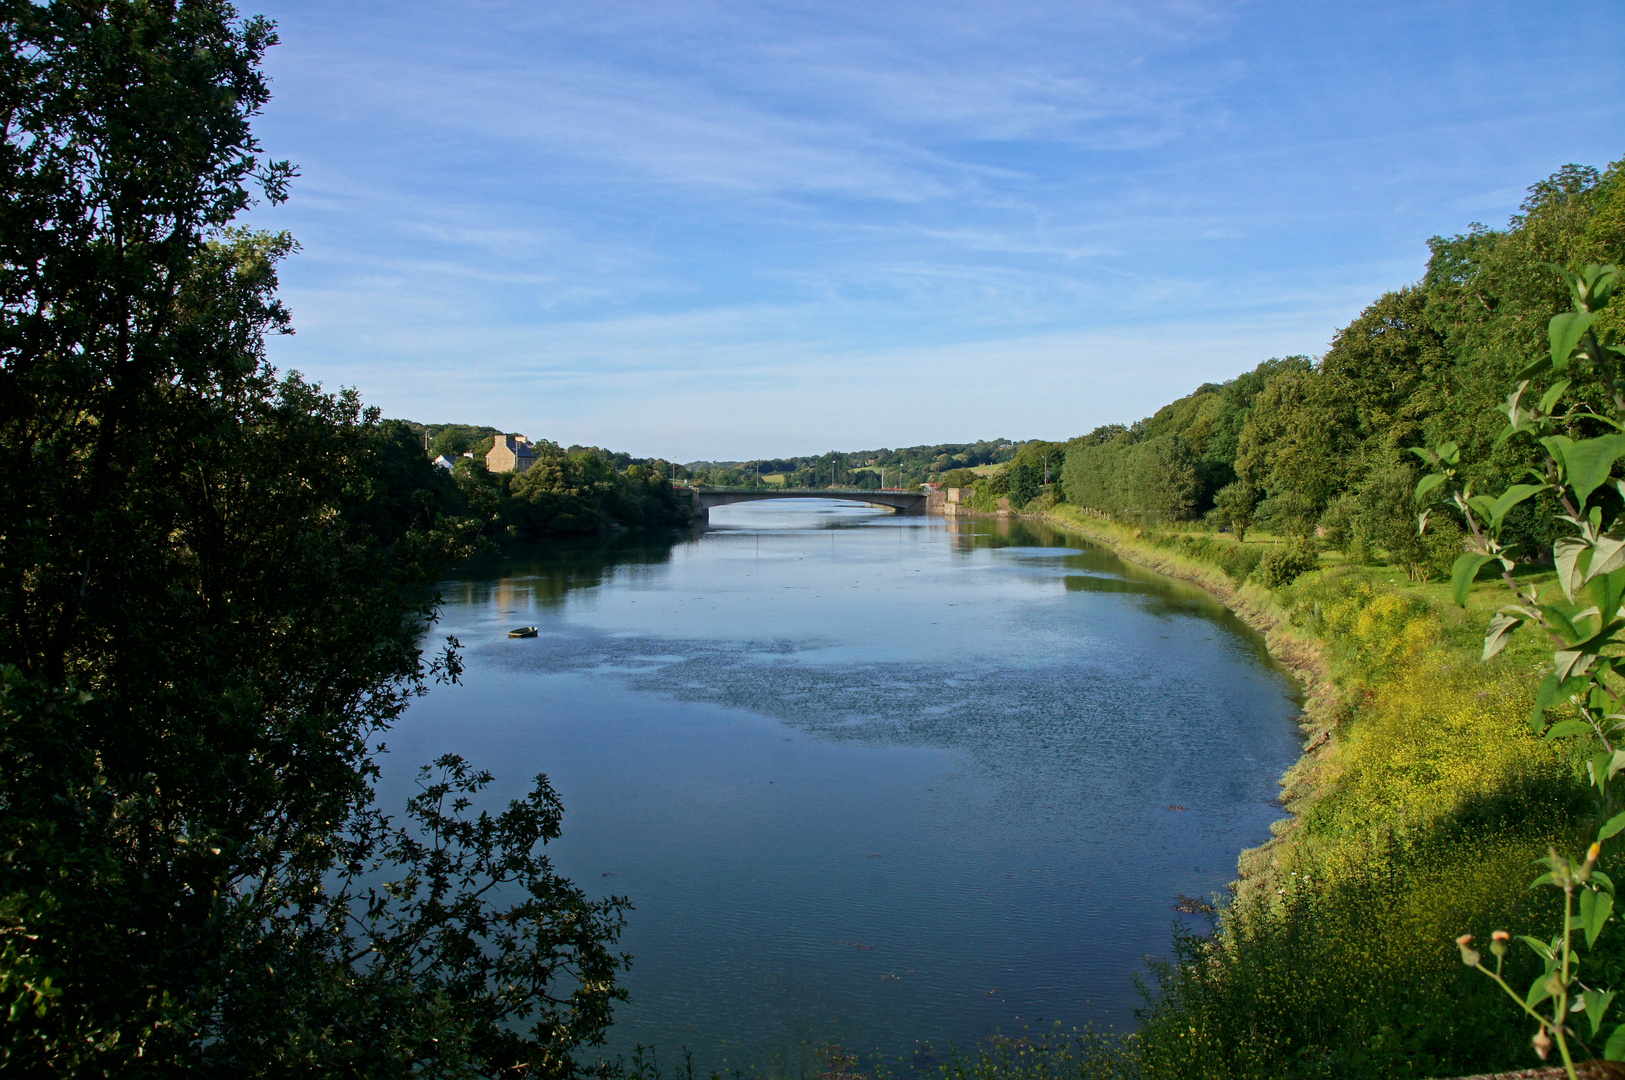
[685,487,926,521]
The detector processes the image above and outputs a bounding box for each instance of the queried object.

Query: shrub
[1216,544,1264,582]
[1137,841,1569,1080]
[1254,543,1320,588]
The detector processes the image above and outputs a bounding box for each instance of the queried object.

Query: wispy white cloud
[247,0,1625,458]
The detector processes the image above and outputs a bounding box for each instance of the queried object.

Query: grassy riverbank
[1002,506,1595,1079]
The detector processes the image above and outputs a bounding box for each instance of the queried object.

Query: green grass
[1019,505,1601,1080]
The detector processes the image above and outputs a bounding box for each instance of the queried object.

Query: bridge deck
[684,486,927,519]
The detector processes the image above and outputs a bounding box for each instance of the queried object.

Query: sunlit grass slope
[993,507,1602,1080]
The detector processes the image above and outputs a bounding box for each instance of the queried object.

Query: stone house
[486,434,537,474]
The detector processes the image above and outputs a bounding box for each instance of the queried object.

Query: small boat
[508,626,539,638]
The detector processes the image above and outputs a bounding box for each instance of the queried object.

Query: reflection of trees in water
[943,517,1278,669]
[439,527,700,609]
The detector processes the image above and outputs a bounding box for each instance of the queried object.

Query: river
[385,500,1302,1074]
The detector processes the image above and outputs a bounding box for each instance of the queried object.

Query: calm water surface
[387,501,1302,1073]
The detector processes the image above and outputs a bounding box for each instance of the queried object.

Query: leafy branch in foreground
[201,754,631,1077]
[0,3,629,1072]
[1417,262,1625,1075]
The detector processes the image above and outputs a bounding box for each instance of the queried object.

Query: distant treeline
[967,160,1624,580]
[379,422,694,538]
[681,439,1019,488]
[402,424,1027,497]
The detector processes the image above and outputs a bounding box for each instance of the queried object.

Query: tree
[0,4,626,1073]
[1235,365,1358,535]
[430,427,475,458]
[1211,482,1258,542]
[1004,460,1039,506]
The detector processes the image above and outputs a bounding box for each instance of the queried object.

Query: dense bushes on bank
[1131,567,1588,1079]
[1031,511,1596,1079]
[448,442,695,539]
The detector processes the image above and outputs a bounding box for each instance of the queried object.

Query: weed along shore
[998,501,1585,1078]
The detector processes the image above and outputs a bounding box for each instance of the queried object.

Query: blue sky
[245,1,1625,461]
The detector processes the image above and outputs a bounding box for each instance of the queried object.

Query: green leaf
[1521,935,1558,960]
[1559,528,1625,603]
[1488,485,1543,531]
[1607,1021,1625,1061]
[1599,811,1625,842]
[1518,354,1554,382]
[1532,672,1561,732]
[1483,612,1523,660]
[1591,567,1625,624]
[1590,891,1614,947]
[1551,309,1598,372]
[1589,988,1617,1038]
[1555,537,1589,601]
[1592,527,1625,582]
[1589,265,1621,309]
[1544,434,1575,481]
[1546,719,1593,742]
[1541,378,1573,415]
[1565,434,1625,509]
[1528,973,1554,1010]
[1595,750,1617,792]
[1414,472,1446,504]
[1451,554,1494,606]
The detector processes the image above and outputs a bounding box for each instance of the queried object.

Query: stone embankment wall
[929,487,1013,516]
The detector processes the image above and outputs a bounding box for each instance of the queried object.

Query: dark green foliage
[1215,543,1264,583]
[1061,157,1625,575]
[1135,856,1566,1080]
[429,445,692,539]
[0,3,627,1073]
[416,422,505,460]
[1061,430,1201,523]
[1007,459,1043,507]
[1062,360,1303,523]
[505,444,693,536]
[1252,543,1321,588]
[1208,482,1258,542]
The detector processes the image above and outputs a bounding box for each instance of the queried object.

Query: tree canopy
[0,3,627,1074]
[1057,155,1625,573]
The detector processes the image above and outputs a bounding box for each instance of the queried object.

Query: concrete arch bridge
[685,487,926,522]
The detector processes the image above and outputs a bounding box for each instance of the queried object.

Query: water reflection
[442,527,702,611]
[394,502,1302,1074]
